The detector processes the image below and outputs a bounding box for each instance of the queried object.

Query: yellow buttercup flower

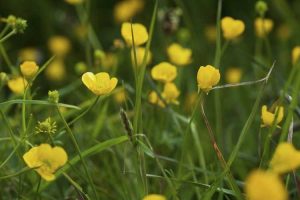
[221,16,245,40]
[148,91,165,108]
[269,142,300,174]
[114,0,144,23]
[151,62,177,83]
[8,76,28,94]
[121,22,148,46]
[162,82,180,105]
[113,88,127,104]
[254,18,274,38]
[48,36,71,57]
[143,194,166,200]
[167,43,192,66]
[65,0,83,5]
[292,46,300,65]
[197,65,220,92]
[225,67,242,84]
[19,47,39,62]
[20,61,39,79]
[102,52,118,69]
[261,105,284,127]
[131,47,152,67]
[82,72,118,95]
[245,169,288,200]
[23,144,68,181]
[45,59,66,81]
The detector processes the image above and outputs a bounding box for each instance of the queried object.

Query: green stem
[0,29,16,43]
[0,43,14,73]
[56,105,98,199]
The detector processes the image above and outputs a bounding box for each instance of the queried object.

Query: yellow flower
[114,0,144,23]
[269,142,300,174]
[18,47,39,62]
[131,47,152,67]
[143,194,166,200]
[197,65,220,92]
[245,169,288,200]
[20,61,39,79]
[82,72,118,95]
[45,59,66,81]
[102,53,118,69]
[151,62,177,83]
[167,43,192,66]
[261,105,284,127]
[23,144,68,181]
[162,82,180,105]
[148,91,165,108]
[121,22,148,46]
[65,0,83,5]
[114,88,127,104]
[8,76,28,94]
[292,46,300,65]
[48,36,71,57]
[225,67,242,84]
[254,18,274,38]
[221,16,245,40]
[276,24,291,41]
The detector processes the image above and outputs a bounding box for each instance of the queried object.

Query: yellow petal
[82,72,96,91]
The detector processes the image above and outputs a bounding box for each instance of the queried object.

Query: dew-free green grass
[0,0,300,199]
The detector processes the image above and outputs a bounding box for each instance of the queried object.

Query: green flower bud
[48,90,59,103]
[255,1,268,16]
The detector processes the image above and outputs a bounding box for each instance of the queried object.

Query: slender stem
[0,29,16,43]
[56,105,98,199]
[0,43,14,73]
[34,176,41,200]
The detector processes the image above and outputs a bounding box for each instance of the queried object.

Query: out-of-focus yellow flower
[114,88,127,104]
[254,18,274,38]
[23,144,68,181]
[148,91,165,108]
[276,24,291,40]
[225,67,242,84]
[197,65,220,92]
[292,46,300,65]
[151,62,177,83]
[65,0,83,5]
[114,0,144,23]
[143,194,166,200]
[269,142,300,174]
[162,82,180,105]
[19,47,39,62]
[102,53,118,69]
[121,22,148,46]
[8,76,28,94]
[82,72,118,95]
[184,92,198,113]
[45,59,66,81]
[48,36,71,57]
[74,24,88,39]
[245,169,288,200]
[20,61,39,79]
[205,25,217,43]
[261,105,284,127]
[131,47,152,67]
[167,43,192,66]
[221,16,245,40]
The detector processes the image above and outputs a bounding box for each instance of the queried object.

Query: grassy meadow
[0,0,300,199]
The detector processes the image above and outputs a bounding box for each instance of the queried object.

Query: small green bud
[48,90,59,103]
[0,72,8,84]
[6,15,16,25]
[255,1,268,16]
[35,117,57,135]
[14,18,27,33]
[94,49,105,61]
[177,28,191,43]
[75,62,87,74]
